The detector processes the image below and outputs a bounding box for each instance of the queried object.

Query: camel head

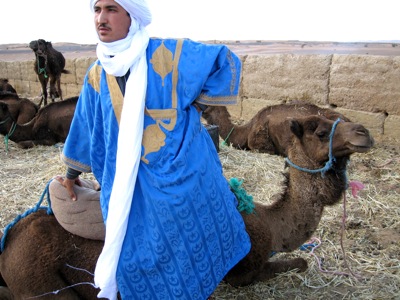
[29,39,50,56]
[0,102,14,124]
[0,78,17,94]
[287,115,374,166]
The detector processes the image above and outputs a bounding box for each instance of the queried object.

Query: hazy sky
[1,0,398,45]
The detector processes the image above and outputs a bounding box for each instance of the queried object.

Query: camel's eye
[315,130,329,139]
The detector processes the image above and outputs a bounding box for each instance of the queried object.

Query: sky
[1,0,398,45]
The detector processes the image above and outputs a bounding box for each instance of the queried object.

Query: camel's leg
[254,257,308,282]
[49,76,58,102]
[224,269,266,287]
[37,97,43,108]
[17,140,55,148]
[15,136,59,148]
[56,76,63,100]
[38,74,48,107]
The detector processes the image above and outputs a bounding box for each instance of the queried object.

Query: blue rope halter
[1,179,53,252]
[36,54,48,79]
[3,121,16,154]
[284,118,341,176]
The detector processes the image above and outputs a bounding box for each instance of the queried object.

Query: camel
[0,93,38,124]
[29,39,70,107]
[0,96,78,149]
[202,102,351,156]
[0,115,374,299]
[0,79,16,94]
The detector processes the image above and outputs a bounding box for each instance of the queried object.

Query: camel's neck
[263,156,348,252]
[203,106,251,149]
[0,119,34,142]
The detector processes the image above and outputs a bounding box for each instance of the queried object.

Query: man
[50,0,251,299]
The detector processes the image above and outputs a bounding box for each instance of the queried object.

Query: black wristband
[66,167,82,180]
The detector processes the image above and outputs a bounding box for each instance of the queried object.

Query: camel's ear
[289,118,304,139]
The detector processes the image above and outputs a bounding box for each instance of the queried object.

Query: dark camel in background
[0,93,38,124]
[29,39,70,107]
[0,96,78,148]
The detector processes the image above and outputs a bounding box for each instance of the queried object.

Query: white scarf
[92,7,150,300]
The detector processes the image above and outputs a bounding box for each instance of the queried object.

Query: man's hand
[54,175,82,201]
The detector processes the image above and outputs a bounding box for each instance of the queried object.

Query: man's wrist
[66,167,82,180]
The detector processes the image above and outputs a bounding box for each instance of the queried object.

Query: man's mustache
[98,24,111,30]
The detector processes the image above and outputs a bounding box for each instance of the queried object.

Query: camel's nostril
[356,130,367,135]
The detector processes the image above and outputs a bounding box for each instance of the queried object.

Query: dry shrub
[0,135,399,299]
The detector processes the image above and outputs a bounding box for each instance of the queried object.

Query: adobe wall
[0,53,399,140]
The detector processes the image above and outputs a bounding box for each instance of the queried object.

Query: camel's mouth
[333,138,374,157]
[351,145,373,153]
[347,138,375,153]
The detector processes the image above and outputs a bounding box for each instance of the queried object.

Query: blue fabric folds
[62,38,250,299]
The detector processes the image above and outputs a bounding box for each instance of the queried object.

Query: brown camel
[0,79,17,94]
[0,96,78,149]
[29,39,70,107]
[0,115,374,299]
[202,102,351,156]
[0,93,38,124]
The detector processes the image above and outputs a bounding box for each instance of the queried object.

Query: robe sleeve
[194,43,241,107]
[61,67,97,173]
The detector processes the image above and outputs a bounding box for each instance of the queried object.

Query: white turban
[90,0,152,27]
[89,1,152,299]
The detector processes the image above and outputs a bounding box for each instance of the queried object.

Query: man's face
[93,0,131,43]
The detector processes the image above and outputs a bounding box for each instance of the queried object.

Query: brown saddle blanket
[49,178,105,241]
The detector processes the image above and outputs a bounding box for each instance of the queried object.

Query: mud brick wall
[0,53,399,140]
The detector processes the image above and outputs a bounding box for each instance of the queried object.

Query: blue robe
[62,38,251,299]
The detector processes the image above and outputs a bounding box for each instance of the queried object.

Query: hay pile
[0,135,399,299]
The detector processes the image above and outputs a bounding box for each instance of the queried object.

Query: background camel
[0,93,38,124]
[0,96,78,148]
[29,39,70,107]
[202,102,351,156]
[0,115,374,299]
[0,79,16,94]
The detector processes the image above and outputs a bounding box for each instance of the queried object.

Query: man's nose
[96,11,107,24]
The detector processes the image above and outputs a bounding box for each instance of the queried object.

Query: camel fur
[0,93,38,124]
[29,39,70,107]
[0,96,78,148]
[202,102,351,156]
[0,115,374,298]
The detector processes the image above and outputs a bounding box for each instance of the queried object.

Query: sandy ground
[0,40,399,62]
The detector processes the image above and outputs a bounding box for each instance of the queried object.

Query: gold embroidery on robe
[150,43,173,87]
[141,40,183,163]
[106,73,124,125]
[88,64,102,93]
[88,63,124,125]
